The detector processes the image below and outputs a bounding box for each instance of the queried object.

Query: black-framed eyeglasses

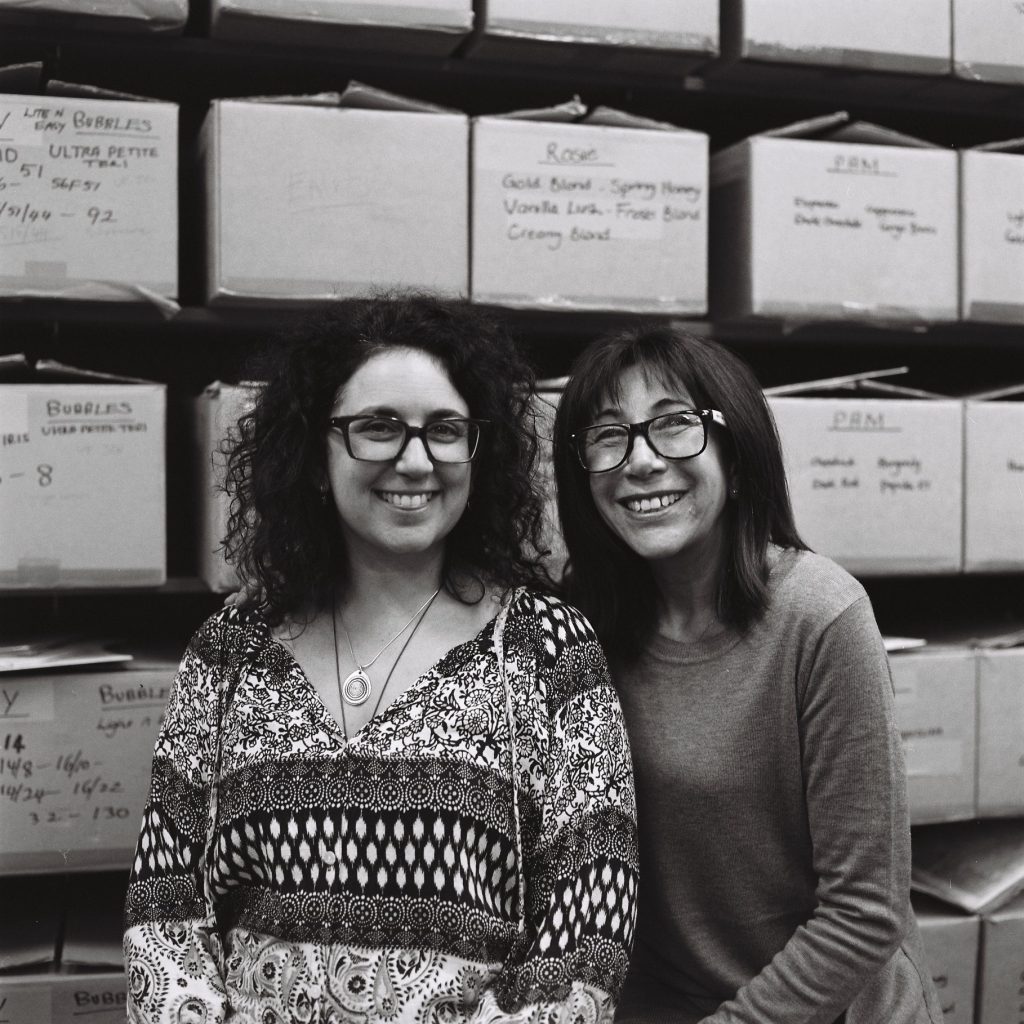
[328,415,487,464]
[572,408,727,474]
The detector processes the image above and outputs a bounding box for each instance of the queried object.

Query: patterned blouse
[124,590,638,1024]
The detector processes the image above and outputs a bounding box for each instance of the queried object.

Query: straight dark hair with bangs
[551,324,807,663]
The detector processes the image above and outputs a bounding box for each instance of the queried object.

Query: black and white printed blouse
[124,590,638,1024]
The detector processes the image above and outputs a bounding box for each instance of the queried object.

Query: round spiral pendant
[342,669,372,706]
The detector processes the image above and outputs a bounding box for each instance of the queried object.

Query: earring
[320,486,330,506]
[729,486,739,500]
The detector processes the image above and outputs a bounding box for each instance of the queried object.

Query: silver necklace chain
[330,587,442,737]
[335,586,441,706]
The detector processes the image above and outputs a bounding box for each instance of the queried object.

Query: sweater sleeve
[472,595,640,1023]
[123,613,234,1024]
[701,596,911,1024]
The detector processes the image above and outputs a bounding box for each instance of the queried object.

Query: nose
[395,434,433,474]
[623,433,664,474]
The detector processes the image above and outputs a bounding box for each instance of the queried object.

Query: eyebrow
[343,406,468,420]
[592,397,693,420]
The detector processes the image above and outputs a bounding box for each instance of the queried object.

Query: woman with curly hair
[123,294,638,1024]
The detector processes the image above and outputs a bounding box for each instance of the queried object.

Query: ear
[728,466,740,500]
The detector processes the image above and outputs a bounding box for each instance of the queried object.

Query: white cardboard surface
[978,891,1024,1023]
[0,0,186,30]
[977,649,1024,817]
[480,0,717,53]
[890,649,977,824]
[0,93,177,301]
[733,0,951,73]
[0,383,166,588]
[963,396,1024,570]
[0,655,177,872]
[914,899,981,1024]
[960,149,1024,324]
[203,100,468,304]
[212,0,469,27]
[209,0,471,53]
[0,974,127,1024]
[471,116,708,312]
[711,135,959,322]
[768,395,963,574]
[953,0,1024,84]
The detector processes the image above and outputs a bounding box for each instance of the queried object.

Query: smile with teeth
[622,492,684,513]
[377,491,435,510]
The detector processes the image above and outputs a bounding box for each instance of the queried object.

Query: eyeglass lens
[579,411,706,472]
[346,416,479,463]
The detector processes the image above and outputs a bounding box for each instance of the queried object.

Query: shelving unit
[0,18,1019,576]
[2,15,1023,639]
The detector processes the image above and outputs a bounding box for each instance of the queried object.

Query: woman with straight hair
[551,323,941,1024]
[123,294,638,1024]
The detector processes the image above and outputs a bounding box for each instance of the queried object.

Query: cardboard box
[0,873,128,1024]
[0,0,186,32]
[530,386,568,580]
[963,385,1024,571]
[0,975,128,1024]
[976,648,1024,817]
[913,895,980,1024]
[710,114,959,324]
[472,103,708,313]
[912,818,1024,916]
[977,890,1024,1024]
[766,374,963,575]
[209,0,472,54]
[0,360,166,589]
[193,381,261,592]
[468,0,717,74]
[720,0,951,75]
[960,141,1024,325]
[953,0,1024,84]
[202,86,469,305]
[0,90,178,301]
[0,650,178,872]
[889,647,977,824]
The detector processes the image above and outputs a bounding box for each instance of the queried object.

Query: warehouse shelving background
[2,12,1024,651]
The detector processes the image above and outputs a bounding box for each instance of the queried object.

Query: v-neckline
[256,610,501,747]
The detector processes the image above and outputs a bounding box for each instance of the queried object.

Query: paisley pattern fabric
[124,591,638,1024]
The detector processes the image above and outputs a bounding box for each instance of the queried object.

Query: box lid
[0,61,167,104]
[965,381,1024,402]
[764,367,949,399]
[200,379,264,399]
[0,357,157,386]
[480,96,701,135]
[967,136,1024,155]
[228,80,457,115]
[757,111,938,149]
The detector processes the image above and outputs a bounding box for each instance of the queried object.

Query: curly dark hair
[223,293,553,625]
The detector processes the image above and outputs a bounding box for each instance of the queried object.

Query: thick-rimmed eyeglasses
[328,415,487,464]
[572,408,727,474]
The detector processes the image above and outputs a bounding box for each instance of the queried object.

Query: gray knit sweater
[614,548,942,1024]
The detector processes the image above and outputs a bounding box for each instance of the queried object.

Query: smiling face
[586,363,733,575]
[326,348,472,570]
